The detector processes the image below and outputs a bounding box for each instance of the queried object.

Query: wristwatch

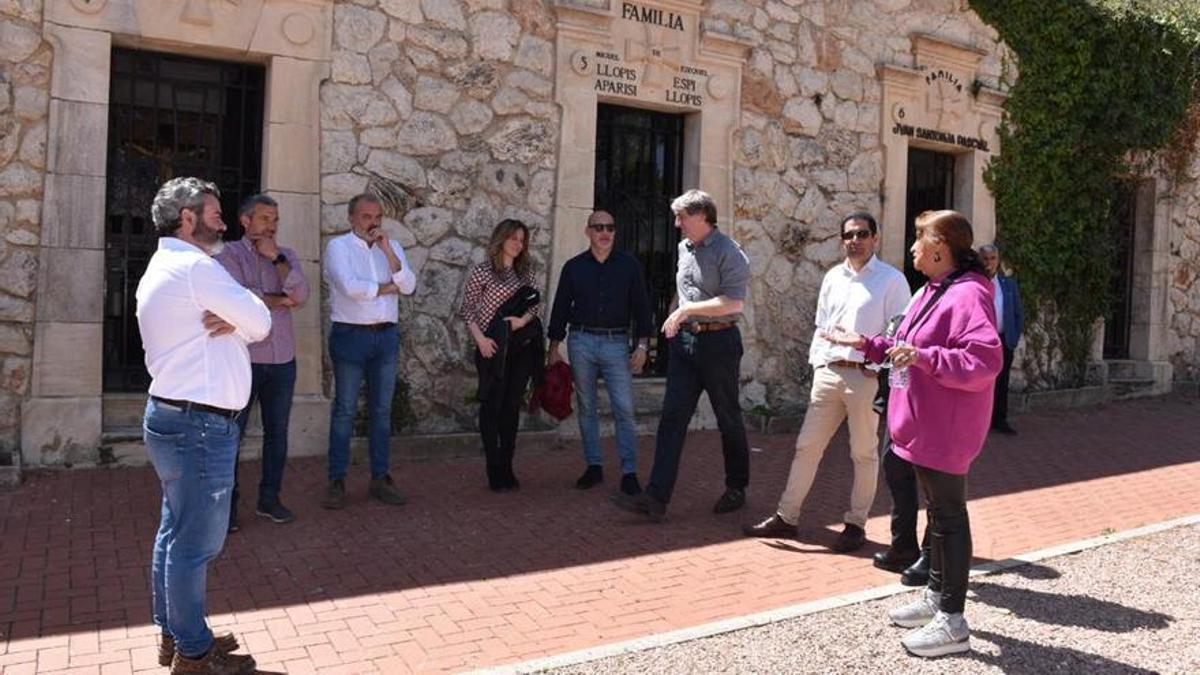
[272,253,287,265]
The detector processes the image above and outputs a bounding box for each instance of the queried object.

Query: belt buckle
[687,321,702,334]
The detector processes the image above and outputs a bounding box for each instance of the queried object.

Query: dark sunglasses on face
[589,222,617,233]
[841,229,872,241]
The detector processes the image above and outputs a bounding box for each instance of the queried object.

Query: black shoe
[321,479,346,510]
[610,490,666,522]
[619,473,641,496]
[901,554,931,586]
[255,501,296,524]
[831,523,867,553]
[712,487,746,514]
[369,474,408,505]
[991,421,1017,435]
[742,513,798,538]
[575,465,603,489]
[873,547,920,573]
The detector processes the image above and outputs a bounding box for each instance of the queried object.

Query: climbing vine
[970,0,1200,388]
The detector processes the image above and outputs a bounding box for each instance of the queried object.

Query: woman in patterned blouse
[459,219,541,491]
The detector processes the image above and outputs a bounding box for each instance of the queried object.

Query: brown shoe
[831,523,867,553]
[742,513,798,538]
[170,644,255,674]
[369,474,408,505]
[321,479,346,510]
[159,632,239,667]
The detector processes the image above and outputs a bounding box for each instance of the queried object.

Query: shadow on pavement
[968,629,1159,674]
[971,581,1173,632]
[0,395,1195,643]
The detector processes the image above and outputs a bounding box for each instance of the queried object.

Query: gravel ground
[548,523,1200,674]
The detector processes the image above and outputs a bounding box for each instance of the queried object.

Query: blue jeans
[144,398,239,658]
[234,360,296,509]
[568,332,638,475]
[647,327,750,504]
[328,323,399,481]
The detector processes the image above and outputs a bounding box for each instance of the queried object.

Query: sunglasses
[841,229,873,241]
[589,222,617,233]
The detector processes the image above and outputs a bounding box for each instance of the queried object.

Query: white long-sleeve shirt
[323,232,417,324]
[809,255,911,367]
[136,237,272,410]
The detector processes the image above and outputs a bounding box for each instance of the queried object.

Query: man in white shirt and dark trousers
[744,212,910,552]
[321,193,417,509]
[137,177,270,672]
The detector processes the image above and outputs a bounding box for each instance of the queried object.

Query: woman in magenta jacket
[826,210,1002,658]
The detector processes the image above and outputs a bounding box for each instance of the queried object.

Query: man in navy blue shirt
[548,210,655,495]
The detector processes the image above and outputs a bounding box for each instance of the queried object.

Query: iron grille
[593,104,685,376]
[1104,181,1137,360]
[904,148,957,291]
[103,48,265,391]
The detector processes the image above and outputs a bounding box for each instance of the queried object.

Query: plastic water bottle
[889,339,910,389]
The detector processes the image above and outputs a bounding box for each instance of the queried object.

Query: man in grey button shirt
[612,189,752,521]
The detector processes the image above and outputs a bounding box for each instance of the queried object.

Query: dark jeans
[992,346,1014,425]
[881,436,929,556]
[914,464,972,614]
[233,360,297,512]
[647,327,750,504]
[475,338,538,477]
[328,323,399,481]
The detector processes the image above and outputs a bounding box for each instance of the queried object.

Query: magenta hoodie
[862,270,1003,475]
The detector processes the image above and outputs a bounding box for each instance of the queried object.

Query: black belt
[686,321,737,334]
[570,324,628,337]
[334,321,396,332]
[151,396,240,419]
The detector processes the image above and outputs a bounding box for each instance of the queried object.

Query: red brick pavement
[1,395,1198,673]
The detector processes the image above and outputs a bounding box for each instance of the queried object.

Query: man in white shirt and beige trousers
[744,212,910,552]
[137,177,270,672]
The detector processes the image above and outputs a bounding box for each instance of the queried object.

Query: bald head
[585,210,617,259]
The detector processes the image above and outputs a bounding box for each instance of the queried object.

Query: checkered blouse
[459,262,540,330]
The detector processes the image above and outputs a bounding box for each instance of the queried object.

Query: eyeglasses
[841,229,873,241]
[588,222,616,233]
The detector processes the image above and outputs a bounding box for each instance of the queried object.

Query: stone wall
[0,0,48,466]
[319,0,560,433]
[1167,157,1200,382]
[316,0,1010,431]
[712,0,1005,411]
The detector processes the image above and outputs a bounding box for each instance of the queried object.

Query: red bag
[530,361,573,421]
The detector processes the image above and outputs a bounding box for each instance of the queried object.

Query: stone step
[98,427,563,468]
[1109,378,1159,400]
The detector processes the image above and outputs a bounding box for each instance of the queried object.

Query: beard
[194,220,225,256]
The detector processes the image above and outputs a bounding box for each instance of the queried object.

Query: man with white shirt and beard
[743,212,910,553]
[321,193,417,509]
[137,177,270,672]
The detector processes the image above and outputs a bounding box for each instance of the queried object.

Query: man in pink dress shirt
[216,194,310,530]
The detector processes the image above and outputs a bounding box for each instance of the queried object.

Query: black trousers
[647,327,750,504]
[475,339,538,481]
[881,437,929,556]
[992,346,1014,425]
[914,465,972,614]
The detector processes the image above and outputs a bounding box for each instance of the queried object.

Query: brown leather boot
[170,645,256,674]
[158,632,239,667]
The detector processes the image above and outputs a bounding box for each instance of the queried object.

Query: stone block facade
[1,0,1197,469]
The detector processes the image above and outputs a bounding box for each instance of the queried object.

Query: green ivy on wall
[970,0,1200,387]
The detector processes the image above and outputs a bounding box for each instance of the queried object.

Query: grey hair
[348,192,382,217]
[670,189,718,225]
[239,193,278,219]
[151,177,220,236]
[978,243,1000,255]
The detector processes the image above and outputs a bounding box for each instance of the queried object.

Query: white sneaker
[888,587,939,628]
[901,611,970,658]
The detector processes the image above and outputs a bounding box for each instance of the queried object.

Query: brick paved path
[1,395,1198,673]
